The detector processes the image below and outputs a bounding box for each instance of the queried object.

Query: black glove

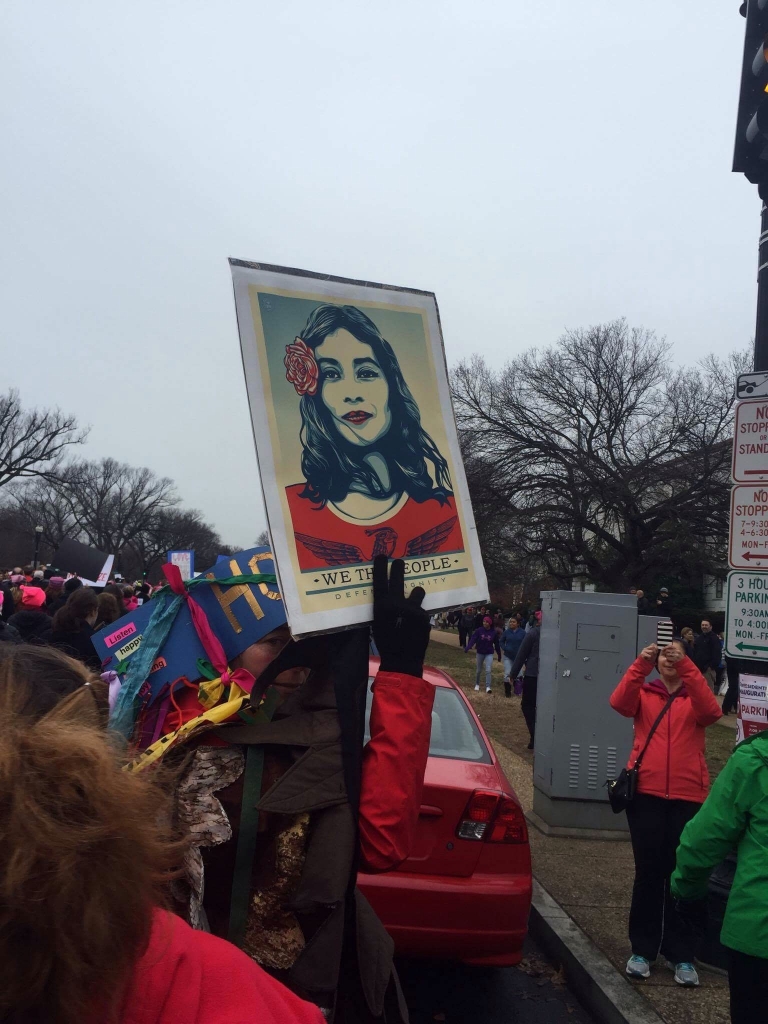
[372,555,430,678]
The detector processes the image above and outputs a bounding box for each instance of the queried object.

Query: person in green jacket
[670,731,768,1023]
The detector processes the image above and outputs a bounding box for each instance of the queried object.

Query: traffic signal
[734,0,768,184]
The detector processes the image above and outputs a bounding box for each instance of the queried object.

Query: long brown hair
[0,644,183,1024]
[96,591,120,627]
[51,586,98,634]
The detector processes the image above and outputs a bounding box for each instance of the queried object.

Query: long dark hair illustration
[283,303,460,566]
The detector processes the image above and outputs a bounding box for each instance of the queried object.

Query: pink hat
[20,586,47,610]
[47,576,65,590]
[10,574,24,585]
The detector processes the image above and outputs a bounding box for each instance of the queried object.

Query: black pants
[458,626,468,648]
[521,676,537,742]
[727,947,768,1023]
[723,660,740,715]
[625,793,701,964]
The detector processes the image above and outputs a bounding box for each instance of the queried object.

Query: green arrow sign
[736,642,768,652]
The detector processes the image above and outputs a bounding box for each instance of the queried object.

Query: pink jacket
[609,655,722,803]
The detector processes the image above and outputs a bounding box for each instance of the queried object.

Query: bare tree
[0,389,87,489]
[122,507,224,580]
[5,477,80,553]
[451,320,749,594]
[255,529,270,547]
[55,458,179,555]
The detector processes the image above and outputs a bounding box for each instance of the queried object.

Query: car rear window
[364,679,491,764]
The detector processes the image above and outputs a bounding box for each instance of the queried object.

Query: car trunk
[402,757,505,877]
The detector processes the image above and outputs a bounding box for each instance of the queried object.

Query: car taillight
[488,797,528,844]
[456,790,527,844]
[456,790,499,840]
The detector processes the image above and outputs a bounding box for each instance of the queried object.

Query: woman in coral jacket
[0,643,323,1024]
[609,640,721,988]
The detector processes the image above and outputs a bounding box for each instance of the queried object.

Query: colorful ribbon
[109,567,277,739]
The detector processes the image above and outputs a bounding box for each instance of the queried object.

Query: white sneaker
[626,955,651,979]
[674,963,699,987]
[486,687,492,694]
[474,684,480,691]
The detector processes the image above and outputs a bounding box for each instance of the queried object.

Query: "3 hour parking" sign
[725,571,768,659]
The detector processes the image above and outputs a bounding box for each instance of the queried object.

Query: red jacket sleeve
[609,657,654,717]
[123,909,325,1024]
[676,656,723,726]
[358,670,435,873]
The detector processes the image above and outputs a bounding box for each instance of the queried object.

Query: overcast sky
[2,0,757,547]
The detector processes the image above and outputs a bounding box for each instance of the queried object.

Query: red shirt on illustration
[285,484,464,570]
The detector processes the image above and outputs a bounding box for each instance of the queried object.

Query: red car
[358,659,532,966]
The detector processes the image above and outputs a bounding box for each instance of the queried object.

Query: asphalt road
[397,936,596,1024]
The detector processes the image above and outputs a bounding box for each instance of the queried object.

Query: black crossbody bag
[606,691,676,814]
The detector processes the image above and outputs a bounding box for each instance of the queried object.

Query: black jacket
[8,610,52,645]
[693,631,721,673]
[0,619,21,643]
[50,624,101,670]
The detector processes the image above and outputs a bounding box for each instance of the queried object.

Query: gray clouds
[1,0,755,545]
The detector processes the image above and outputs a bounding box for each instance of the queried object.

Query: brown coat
[205,659,407,1023]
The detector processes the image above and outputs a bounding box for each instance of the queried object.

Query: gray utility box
[532,590,665,833]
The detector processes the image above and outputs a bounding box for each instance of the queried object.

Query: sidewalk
[425,636,731,1024]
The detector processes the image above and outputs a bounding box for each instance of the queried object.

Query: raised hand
[372,555,431,678]
[640,643,658,662]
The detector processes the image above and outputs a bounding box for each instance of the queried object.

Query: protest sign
[230,260,488,636]
[53,539,114,585]
[91,546,284,704]
[168,550,194,581]
[736,673,768,743]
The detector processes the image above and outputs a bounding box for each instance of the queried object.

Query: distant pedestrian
[94,592,121,631]
[122,585,139,613]
[44,576,65,613]
[48,577,82,617]
[473,605,488,630]
[500,617,526,698]
[655,588,672,618]
[458,606,474,650]
[610,640,721,987]
[636,590,651,615]
[50,588,101,671]
[103,583,128,618]
[692,620,720,692]
[9,586,53,645]
[509,611,541,748]
[465,614,501,694]
[722,654,741,715]
[680,627,695,658]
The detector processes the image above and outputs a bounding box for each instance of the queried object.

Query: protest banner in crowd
[230,259,488,636]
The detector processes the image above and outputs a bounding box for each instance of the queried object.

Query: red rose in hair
[284,337,319,396]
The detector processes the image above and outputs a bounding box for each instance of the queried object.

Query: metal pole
[755,187,768,370]
[33,533,40,570]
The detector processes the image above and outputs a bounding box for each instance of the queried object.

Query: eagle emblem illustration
[294,517,458,566]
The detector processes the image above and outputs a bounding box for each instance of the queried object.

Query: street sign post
[724,570,768,659]
[737,371,768,400]
[729,484,768,568]
[732,398,768,483]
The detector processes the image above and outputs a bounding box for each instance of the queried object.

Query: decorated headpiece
[92,546,286,767]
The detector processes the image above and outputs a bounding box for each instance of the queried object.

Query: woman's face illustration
[315,330,392,446]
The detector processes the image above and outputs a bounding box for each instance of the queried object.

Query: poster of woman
[230,260,488,636]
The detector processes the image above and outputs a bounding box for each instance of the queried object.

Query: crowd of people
[0,554,438,1024]
[0,564,152,670]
